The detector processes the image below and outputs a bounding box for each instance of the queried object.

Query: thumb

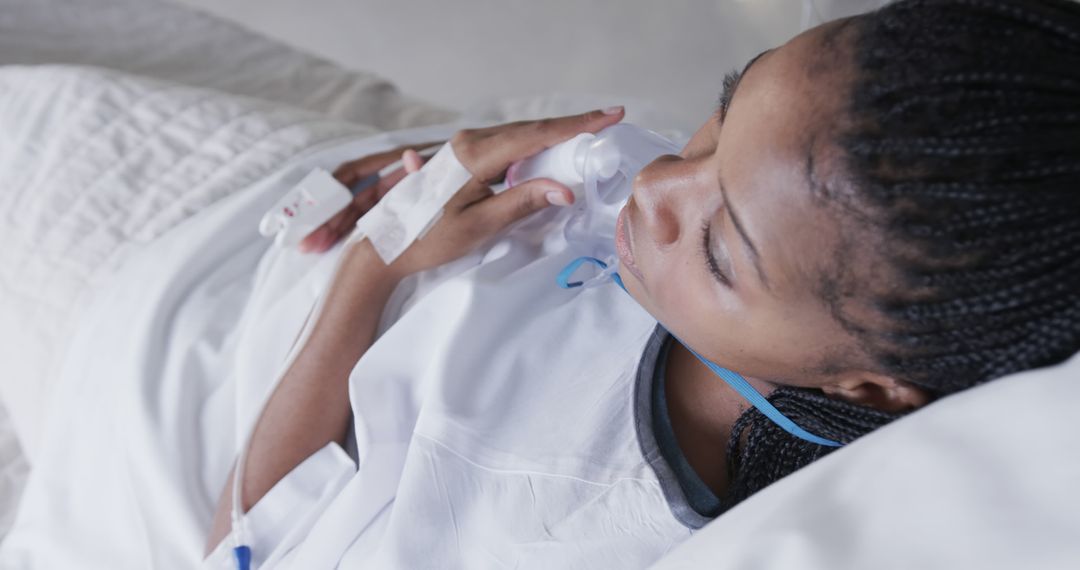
[474,178,574,232]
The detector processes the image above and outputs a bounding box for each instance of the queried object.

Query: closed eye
[701,220,732,287]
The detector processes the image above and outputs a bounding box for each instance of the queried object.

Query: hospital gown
[1,129,697,569]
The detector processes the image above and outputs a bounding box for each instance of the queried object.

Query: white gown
[1,130,694,569]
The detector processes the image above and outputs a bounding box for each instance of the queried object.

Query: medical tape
[348,144,444,196]
[353,144,473,264]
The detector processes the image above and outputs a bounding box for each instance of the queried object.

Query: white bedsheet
[0,64,387,459]
[0,0,456,539]
[0,0,630,544]
[0,62,464,565]
[0,405,26,538]
[2,117,694,568]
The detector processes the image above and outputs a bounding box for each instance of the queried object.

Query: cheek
[623,248,837,378]
[665,293,744,351]
[632,257,796,368]
[632,250,744,341]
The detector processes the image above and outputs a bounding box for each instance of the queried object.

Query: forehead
[715,21,856,297]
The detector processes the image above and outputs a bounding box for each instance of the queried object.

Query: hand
[299,142,436,253]
[385,107,625,278]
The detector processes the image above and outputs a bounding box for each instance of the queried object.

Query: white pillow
[649,351,1080,570]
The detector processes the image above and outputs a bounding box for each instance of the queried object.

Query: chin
[617,269,655,313]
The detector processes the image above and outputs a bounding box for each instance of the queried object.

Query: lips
[615,205,646,282]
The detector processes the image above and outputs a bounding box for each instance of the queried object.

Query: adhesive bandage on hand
[350,144,473,264]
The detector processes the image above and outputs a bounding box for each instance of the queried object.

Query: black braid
[721,387,902,510]
[845,0,1080,389]
[716,0,1080,511]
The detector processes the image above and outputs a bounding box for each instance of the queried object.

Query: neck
[663,341,752,497]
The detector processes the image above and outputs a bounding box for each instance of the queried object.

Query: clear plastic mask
[507,123,682,287]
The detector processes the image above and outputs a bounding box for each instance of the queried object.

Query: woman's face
[619,20,881,392]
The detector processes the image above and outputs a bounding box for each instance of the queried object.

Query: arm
[205,107,625,555]
[206,240,402,553]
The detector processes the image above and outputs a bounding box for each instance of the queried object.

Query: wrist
[344,239,407,287]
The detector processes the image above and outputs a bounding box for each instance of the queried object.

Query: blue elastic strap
[681,345,841,447]
[556,256,610,288]
[557,256,842,448]
[233,545,252,570]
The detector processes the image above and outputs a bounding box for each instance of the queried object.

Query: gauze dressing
[352,144,472,264]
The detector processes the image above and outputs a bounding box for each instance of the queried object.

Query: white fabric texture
[0,405,26,538]
[353,144,473,263]
[0,0,454,465]
[0,64,375,461]
[258,228,695,569]
[2,96,695,567]
[0,93,467,566]
[0,0,624,538]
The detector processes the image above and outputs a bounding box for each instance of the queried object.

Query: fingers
[298,226,332,253]
[332,157,383,188]
[451,106,624,183]
[374,164,409,198]
[446,178,496,212]
[298,202,360,253]
[469,178,574,234]
[300,149,430,253]
[373,152,425,203]
[333,141,441,187]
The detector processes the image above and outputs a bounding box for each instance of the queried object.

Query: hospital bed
[0,0,1076,568]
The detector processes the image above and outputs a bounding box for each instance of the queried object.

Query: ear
[820,371,932,413]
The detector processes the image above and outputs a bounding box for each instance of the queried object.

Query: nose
[631,154,703,247]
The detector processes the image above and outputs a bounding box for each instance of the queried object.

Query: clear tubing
[230,230,366,562]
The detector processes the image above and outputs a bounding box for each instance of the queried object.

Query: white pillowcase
[650,351,1080,570]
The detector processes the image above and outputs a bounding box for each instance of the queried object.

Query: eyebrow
[718,49,772,118]
[717,49,772,287]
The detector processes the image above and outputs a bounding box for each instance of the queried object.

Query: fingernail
[602,105,624,115]
[546,191,571,206]
[506,161,521,187]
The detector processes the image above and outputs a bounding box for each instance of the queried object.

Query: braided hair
[718,0,1080,511]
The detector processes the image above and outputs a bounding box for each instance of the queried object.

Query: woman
[5,0,1077,568]
[198,0,1080,565]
